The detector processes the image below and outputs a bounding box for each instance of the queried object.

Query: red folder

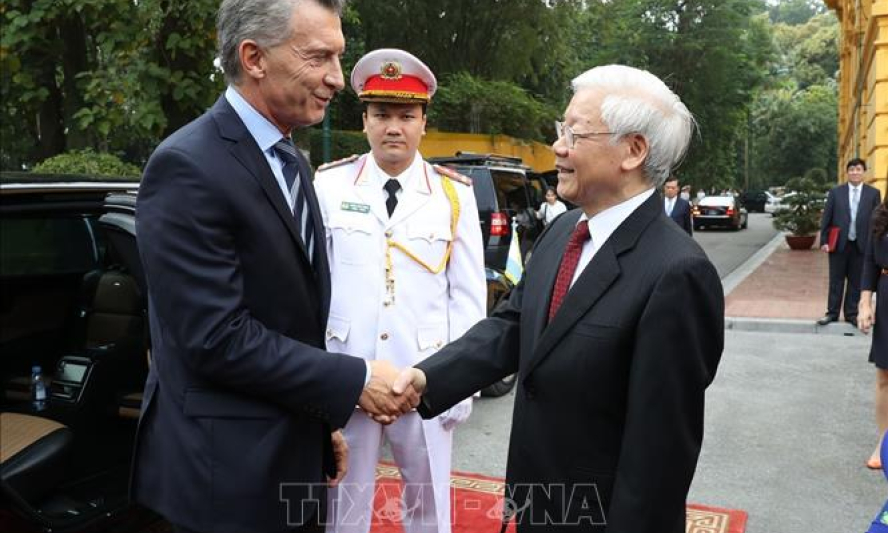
[827,226,840,252]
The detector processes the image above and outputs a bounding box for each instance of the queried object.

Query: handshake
[357,361,428,424]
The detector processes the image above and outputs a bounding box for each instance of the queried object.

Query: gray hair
[571,65,696,188]
[217,0,346,85]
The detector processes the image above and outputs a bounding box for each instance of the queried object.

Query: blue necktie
[273,139,314,262]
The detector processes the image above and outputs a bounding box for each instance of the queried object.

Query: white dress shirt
[849,183,862,241]
[225,86,297,209]
[572,188,656,287]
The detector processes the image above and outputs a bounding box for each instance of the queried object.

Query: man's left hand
[328,430,348,487]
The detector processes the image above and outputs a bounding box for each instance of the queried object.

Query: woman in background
[858,192,888,470]
[535,186,567,226]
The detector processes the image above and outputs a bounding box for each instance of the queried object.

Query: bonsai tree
[772,176,828,236]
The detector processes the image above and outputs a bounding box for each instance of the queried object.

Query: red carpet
[370,464,747,533]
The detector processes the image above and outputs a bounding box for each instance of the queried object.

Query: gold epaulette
[317,154,360,173]
[432,164,472,186]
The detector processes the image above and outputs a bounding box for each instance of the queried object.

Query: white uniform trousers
[326,410,453,533]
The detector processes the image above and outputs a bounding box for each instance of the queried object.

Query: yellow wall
[825,0,888,192]
[419,129,555,172]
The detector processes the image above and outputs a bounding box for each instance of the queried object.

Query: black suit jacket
[820,183,881,254]
[131,96,366,533]
[667,196,693,235]
[416,193,724,532]
[862,212,888,292]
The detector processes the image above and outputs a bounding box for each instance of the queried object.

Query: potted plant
[772,176,828,250]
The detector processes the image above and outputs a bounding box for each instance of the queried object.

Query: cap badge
[380,61,402,80]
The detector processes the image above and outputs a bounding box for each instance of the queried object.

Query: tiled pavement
[725,236,830,320]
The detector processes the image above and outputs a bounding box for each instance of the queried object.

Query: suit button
[380,333,389,340]
[385,230,393,238]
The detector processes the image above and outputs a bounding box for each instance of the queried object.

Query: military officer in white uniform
[315,49,486,533]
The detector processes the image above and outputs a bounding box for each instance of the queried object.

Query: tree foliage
[430,72,559,141]
[1,0,841,194]
[1,0,221,170]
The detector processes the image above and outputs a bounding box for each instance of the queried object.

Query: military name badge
[341,201,371,214]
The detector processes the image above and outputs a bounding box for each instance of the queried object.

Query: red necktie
[548,222,591,322]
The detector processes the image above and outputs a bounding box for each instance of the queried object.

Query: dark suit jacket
[862,212,888,292]
[820,183,881,254]
[667,196,693,235]
[132,96,366,533]
[416,193,724,532]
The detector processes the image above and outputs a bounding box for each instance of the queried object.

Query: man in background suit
[132,1,418,532]
[395,65,724,532]
[818,158,881,327]
[664,175,693,235]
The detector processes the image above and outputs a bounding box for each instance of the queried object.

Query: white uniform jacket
[314,153,486,372]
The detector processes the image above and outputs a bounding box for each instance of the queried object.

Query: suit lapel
[522,193,661,381]
[212,97,309,262]
[295,151,331,317]
[524,214,578,343]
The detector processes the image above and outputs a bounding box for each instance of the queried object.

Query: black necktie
[273,139,314,262]
[384,179,401,217]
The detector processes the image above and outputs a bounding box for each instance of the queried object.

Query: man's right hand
[820,244,830,253]
[358,361,420,424]
[393,368,427,396]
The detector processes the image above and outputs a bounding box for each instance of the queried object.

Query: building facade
[824,0,888,190]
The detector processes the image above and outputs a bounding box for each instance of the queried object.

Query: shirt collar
[367,152,429,193]
[849,182,862,191]
[578,188,656,248]
[225,86,286,155]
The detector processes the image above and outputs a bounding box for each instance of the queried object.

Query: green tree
[573,0,773,192]
[429,72,559,140]
[751,84,837,185]
[767,0,826,25]
[1,0,220,170]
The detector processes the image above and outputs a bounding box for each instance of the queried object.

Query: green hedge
[33,149,142,178]
[307,129,369,168]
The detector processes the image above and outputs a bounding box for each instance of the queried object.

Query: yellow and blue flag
[504,218,523,285]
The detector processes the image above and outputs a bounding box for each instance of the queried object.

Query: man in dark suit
[132,1,418,532]
[664,175,693,235]
[818,158,881,327]
[394,65,724,532]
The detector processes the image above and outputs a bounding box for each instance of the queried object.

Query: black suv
[429,152,547,271]
[0,173,155,532]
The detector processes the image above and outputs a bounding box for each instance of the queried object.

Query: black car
[429,152,546,271]
[0,173,153,533]
[740,190,768,213]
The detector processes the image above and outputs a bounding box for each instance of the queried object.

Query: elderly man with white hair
[394,64,725,533]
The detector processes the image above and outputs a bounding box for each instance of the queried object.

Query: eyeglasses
[555,121,615,149]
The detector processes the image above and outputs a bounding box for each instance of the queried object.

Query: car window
[0,216,102,276]
[698,197,734,207]
[455,166,497,213]
[491,170,530,212]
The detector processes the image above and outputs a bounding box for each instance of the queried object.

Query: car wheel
[482,373,517,397]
